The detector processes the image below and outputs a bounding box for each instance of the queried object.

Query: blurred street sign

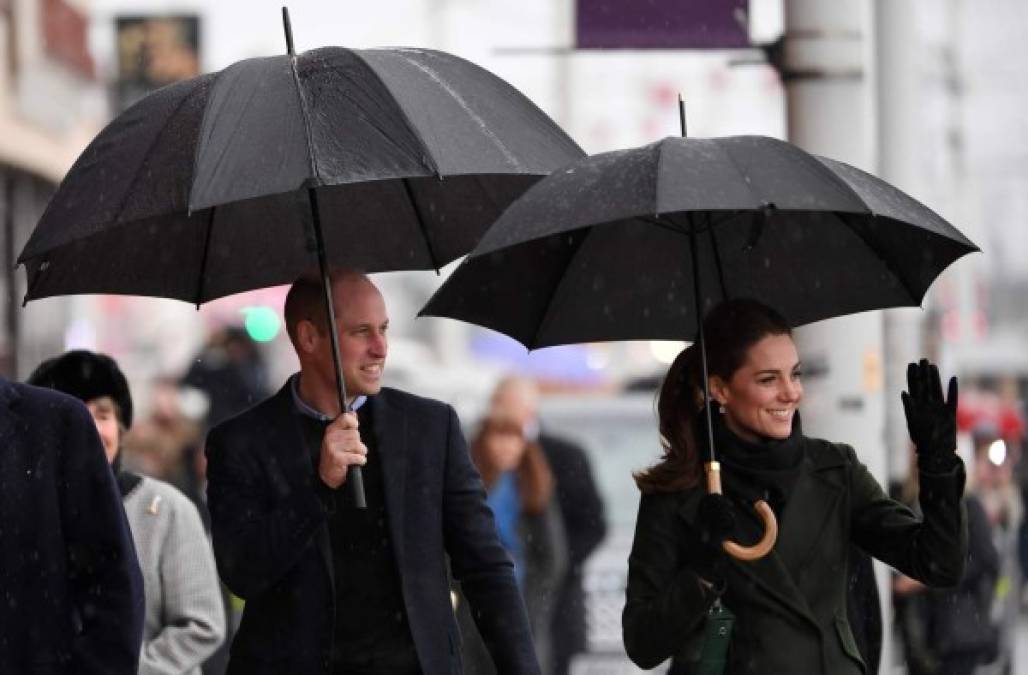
[114,15,200,111]
[576,0,749,49]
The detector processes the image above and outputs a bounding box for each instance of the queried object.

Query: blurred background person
[181,326,271,430]
[892,446,1001,675]
[972,429,1023,538]
[123,376,205,493]
[125,375,235,675]
[487,376,608,675]
[1,374,144,673]
[459,380,568,674]
[29,350,226,675]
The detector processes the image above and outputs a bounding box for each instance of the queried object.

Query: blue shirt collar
[289,373,366,421]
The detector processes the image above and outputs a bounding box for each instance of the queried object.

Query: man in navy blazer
[0,376,144,673]
[205,272,538,675]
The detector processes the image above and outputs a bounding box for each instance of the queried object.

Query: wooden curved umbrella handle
[705,461,779,562]
[722,500,778,561]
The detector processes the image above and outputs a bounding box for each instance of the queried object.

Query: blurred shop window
[115,15,199,112]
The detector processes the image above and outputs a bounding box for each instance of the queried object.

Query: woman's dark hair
[634,298,792,494]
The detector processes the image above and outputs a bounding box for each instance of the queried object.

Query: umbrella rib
[653,141,668,216]
[193,206,216,307]
[836,212,922,305]
[110,78,208,227]
[339,91,438,168]
[529,228,591,349]
[808,154,879,215]
[714,141,768,209]
[390,52,523,172]
[707,214,730,301]
[287,55,321,183]
[350,52,441,177]
[401,178,441,272]
[641,215,687,237]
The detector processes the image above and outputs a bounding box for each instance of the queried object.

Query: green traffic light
[242,306,281,342]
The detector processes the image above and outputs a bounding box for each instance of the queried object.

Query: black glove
[692,493,737,589]
[901,359,959,473]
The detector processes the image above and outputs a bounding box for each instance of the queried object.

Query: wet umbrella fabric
[18,46,584,302]
[420,135,978,348]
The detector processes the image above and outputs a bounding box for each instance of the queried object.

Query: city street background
[1,1,1026,673]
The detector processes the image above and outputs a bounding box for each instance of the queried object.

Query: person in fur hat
[29,351,226,675]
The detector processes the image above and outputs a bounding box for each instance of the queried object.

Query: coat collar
[0,377,19,443]
[678,438,845,626]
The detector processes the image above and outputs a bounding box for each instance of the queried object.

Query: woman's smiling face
[711,333,803,443]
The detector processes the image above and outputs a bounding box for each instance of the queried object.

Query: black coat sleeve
[205,420,328,599]
[846,444,968,587]
[622,491,719,670]
[59,398,144,674]
[441,405,540,675]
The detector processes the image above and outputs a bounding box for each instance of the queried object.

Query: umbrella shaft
[309,189,350,410]
[688,222,717,465]
[309,187,367,509]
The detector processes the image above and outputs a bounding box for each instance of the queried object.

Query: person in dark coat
[541,432,607,674]
[893,467,999,675]
[486,376,608,675]
[0,375,144,673]
[205,272,538,675]
[622,299,968,675]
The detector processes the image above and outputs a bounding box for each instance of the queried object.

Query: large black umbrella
[18,11,584,506]
[421,131,978,557]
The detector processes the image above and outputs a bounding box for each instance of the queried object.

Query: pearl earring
[718,403,726,414]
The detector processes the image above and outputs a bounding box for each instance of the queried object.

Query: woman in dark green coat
[623,299,967,675]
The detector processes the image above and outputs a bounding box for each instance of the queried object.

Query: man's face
[314,277,389,398]
[86,396,121,464]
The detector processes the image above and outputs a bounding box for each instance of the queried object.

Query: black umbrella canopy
[18,46,584,302]
[420,135,979,348]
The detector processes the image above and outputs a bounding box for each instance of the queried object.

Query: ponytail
[633,343,705,493]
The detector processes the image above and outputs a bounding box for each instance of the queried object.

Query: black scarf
[702,408,805,516]
[112,451,142,498]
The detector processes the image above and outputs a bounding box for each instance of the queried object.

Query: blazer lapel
[774,456,844,573]
[370,391,407,567]
[265,382,336,596]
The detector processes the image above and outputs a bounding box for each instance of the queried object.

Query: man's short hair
[283,274,326,345]
[283,271,371,346]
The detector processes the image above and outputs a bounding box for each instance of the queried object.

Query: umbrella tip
[281,6,295,56]
[677,93,687,138]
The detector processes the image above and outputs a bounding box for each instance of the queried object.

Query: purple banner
[576,0,750,49]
